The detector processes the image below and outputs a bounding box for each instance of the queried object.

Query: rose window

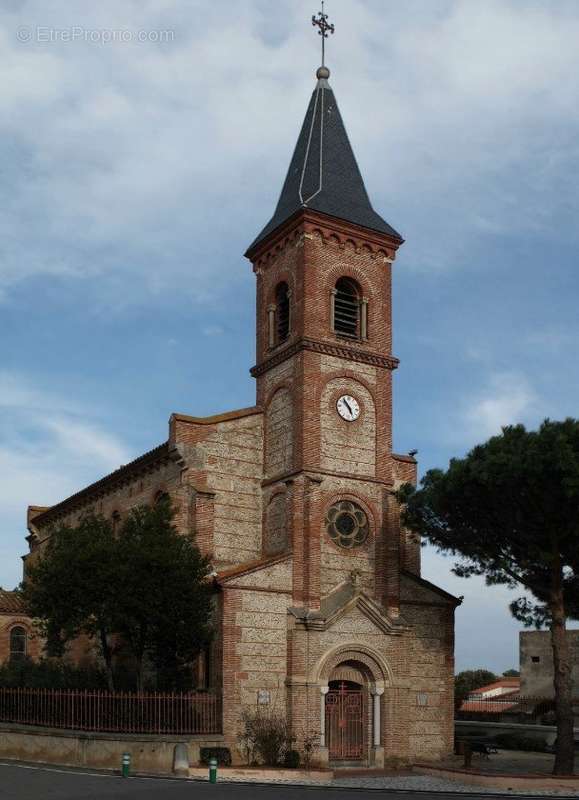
[325,501,369,549]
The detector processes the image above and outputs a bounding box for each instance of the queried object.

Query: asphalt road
[0,762,486,800]
[0,761,556,800]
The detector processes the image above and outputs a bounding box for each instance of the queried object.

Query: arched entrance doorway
[314,645,391,768]
[325,679,366,761]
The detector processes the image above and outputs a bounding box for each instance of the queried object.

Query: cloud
[0,372,131,587]
[0,371,78,415]
[202,325,225,338]
[42,417,128,468]
[460,371,538,443]
[0,371,131,506]
[0,1,579,303]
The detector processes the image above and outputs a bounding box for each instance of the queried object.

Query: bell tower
[245,63,410,616]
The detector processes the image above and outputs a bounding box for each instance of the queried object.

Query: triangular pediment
[290,581,409,635]
[216,553,292,592]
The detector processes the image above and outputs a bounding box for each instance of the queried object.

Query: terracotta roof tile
[471,679,520,695]
[0,590,25,615]
[459,694,520,713]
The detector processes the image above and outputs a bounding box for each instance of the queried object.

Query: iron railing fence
[0,687,222,735]
[456,694,579,724]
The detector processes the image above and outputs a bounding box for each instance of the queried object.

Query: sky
[1,0,578,674]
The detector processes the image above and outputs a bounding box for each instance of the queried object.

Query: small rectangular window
[531,656,540,663]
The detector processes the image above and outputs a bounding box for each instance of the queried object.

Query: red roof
[460,688,521,714]
[470,678,520,695]
[0,590,26,615]
[460,693,520,713]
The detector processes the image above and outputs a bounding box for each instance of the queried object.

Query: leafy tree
[398,420,579,775]
[22,499,213,692]
[503,668,520,677]
[114,498,213,691]
[22,514,120,689]
[0,657,108,689]
[454,669,497,710]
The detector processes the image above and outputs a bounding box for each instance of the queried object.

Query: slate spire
[247,68,402,254]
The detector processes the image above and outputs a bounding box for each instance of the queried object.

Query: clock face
[336,395,360,422]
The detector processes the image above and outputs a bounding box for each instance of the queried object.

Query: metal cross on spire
[312,1,335,68]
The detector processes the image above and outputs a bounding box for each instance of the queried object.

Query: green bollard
[209,757,218,784]
[122,752,131,778]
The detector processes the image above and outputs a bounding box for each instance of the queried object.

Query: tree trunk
[99,628,115,692]
[550,588,575,775]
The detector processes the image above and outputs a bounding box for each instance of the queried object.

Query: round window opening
[326,501,369,549]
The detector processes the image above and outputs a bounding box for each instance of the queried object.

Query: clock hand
[344,399,353,415]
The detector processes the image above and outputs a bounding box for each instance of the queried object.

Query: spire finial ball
[316,65,330,80]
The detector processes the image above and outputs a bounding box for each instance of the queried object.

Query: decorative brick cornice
[261,468,393,489]
[392,452,418,464]
[251,336,399,377]
[246,208,403,266]
[171,406,262,427]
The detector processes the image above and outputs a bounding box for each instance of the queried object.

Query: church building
[24,64,460,767]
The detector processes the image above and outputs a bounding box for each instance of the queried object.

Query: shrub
[238,707,294,766]
[284,750,301,769]
[200,747,231,766]
[301,729,318,770]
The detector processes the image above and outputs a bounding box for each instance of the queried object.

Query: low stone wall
[0,723,224,774]
[189,766,331,782]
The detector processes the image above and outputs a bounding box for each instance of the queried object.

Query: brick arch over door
[313,642,393,689]
[330,664,366,685]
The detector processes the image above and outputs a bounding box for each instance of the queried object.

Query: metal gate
[325,681,365,761]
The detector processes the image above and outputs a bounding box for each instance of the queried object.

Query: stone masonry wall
[172,410,264,569]
[392,455,420,576]
[320,375,376,477]
[253,224,396,487]
[520,630,579,697]
[399,575,456,760]
[285,590,455,764]
[265,387,293,478]
[263,492,289,556]
[219,560,293,761]
[319,476,380,597]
